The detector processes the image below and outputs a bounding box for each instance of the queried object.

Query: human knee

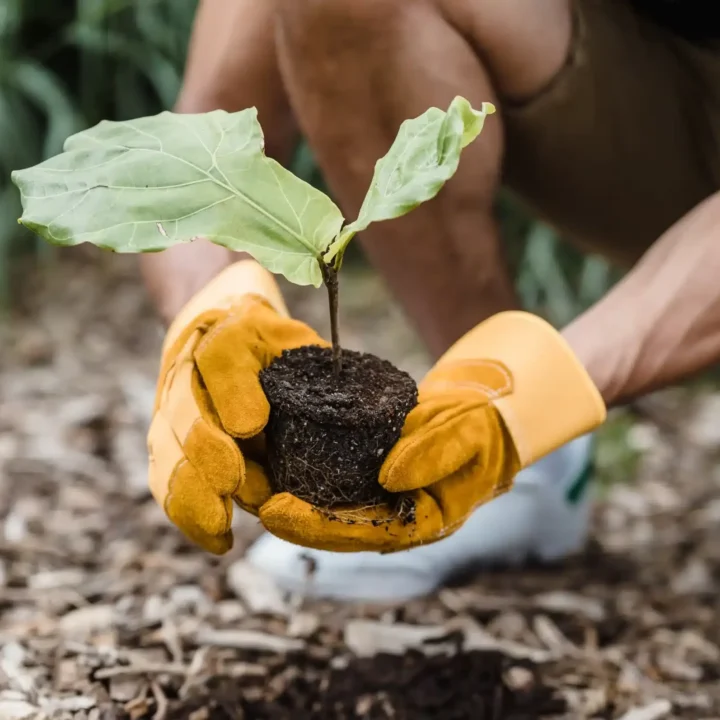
[276,0,411,43]
[443,0,573,100]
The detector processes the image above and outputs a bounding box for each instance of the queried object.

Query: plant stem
[321,262,342,376]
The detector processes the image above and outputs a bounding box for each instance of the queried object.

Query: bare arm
[563,190,720,407]
[141,0,296,325]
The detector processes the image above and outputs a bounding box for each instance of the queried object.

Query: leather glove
[261,311,607,553]
[147,259,329,554]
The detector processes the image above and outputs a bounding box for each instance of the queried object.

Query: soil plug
[260,346,417,508]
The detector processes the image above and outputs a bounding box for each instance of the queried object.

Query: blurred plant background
[0,0,623,324]
[0,0,196,301]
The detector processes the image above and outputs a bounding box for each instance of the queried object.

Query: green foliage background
[1,0,621,324]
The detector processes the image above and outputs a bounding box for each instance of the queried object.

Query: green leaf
[12,108,345,287]
[324,96,495,265]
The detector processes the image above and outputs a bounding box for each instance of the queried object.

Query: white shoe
[246,433,595,602]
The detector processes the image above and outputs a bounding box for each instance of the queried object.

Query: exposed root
[312,495,417,527]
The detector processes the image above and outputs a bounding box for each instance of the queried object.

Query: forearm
[141,242,238,326]
[142,0,295,325]
[562,191,720,407]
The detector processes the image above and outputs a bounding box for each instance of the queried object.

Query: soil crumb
[260,345,417,509]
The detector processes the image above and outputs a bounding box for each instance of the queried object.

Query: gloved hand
[147,259,329,554]
[260,311,607,553]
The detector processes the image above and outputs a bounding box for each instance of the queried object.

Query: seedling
[12,96,495,511]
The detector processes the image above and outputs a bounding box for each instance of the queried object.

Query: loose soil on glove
[259,345,418,509]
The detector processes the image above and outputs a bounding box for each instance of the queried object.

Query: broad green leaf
[12,108,345,287]
[325,96,495,265]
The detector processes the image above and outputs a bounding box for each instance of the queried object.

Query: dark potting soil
[259,345,418,509]
[165,650,566,719]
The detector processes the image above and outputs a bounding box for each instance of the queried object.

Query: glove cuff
[437,311,606,467]
[163,259,289,355]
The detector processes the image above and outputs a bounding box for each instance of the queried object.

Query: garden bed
[1,251,719,719]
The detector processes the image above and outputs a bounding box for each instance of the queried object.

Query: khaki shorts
[502,0,720,266]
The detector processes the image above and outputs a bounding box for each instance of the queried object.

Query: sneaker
[246,433,595,602]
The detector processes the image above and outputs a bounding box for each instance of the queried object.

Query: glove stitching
[164,414,237,537]
[489,398,527,468]
[422,380,504,398]
[194,295,272,357]
[189,414,245,503]
[196,307,251,354]
[194,307,268,440]
[158,359,178,411]
[164,456,184,520]
[431,359,512,387]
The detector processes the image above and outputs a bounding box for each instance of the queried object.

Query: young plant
[11,97,495,513]
[11,96,494,376]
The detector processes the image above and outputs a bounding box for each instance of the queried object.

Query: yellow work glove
[147,259,329,554]
[261,311,607,553]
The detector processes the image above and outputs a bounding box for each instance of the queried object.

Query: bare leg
[275,0,571,357]
[141,0,297,325]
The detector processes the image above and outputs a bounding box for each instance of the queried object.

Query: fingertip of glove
[378,464,407,493]
[184,528,234,555]
[234,458,273,509]
[258,491,302,519]
[203,367,271,440]
[379,441,434,493]
[204,536,234,555]
[225,399,270,439]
